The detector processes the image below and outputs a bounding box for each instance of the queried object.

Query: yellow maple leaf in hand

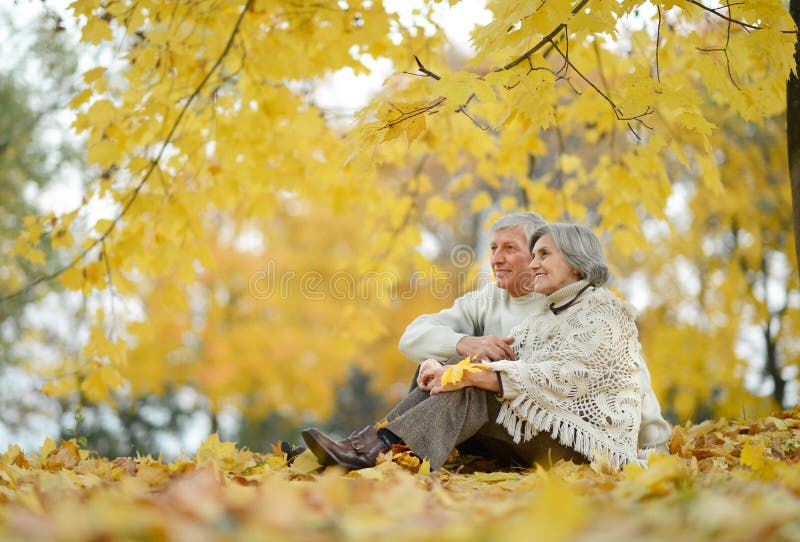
[440,357,490,387]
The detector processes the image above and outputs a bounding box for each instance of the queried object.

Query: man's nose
[491,251,503,264]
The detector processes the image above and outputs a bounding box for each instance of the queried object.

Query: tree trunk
[763,324,786,409]
[788,0,800,280]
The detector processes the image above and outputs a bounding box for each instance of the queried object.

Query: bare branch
[683,0,794,32]
[501,0,590,71]
[696,45,741,89]
[1,0,255,303]
[456,106,491,131]
[414,55,441,80]
[551,41,653,125]
[101,239,117,341]
[656,5,663,84]
[379,97,446,130]
[626,122,642,141]
[556,30,571,78]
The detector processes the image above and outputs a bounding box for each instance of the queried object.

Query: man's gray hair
[490,212,546,247]
[530,223,611,286]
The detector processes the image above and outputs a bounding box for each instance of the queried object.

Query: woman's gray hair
[529,223,611,286]
[490,212,546,247]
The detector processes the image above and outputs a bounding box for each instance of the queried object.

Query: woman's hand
[429,376,469,395]
[417,359,445,392]
[429,365,502,395]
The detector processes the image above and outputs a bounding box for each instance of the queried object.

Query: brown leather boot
[301,426,390,470]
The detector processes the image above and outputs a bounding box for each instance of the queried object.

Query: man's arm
[398,286,517,362]
[455,335,516,362]
[398,292,482,362]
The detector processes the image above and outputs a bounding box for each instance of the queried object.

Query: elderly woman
[303,224,670,470]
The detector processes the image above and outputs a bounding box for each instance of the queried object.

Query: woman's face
[529,233,580,295]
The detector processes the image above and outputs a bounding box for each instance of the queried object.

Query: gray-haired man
[399,212,546,363]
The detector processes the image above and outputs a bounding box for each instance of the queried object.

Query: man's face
[490,226,534,297]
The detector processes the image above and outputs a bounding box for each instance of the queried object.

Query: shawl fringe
[496,397,637,468]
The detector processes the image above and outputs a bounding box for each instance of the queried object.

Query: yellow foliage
[80,365,124,404]
[0,411,798,539]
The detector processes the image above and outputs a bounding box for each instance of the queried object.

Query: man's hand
[456,335,516,361]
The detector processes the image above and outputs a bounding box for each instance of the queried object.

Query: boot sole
[300,429,337,467]
[300,429,364,470]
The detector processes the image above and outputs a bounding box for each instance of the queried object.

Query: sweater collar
[544,279,593,313]
[507,289,541,304]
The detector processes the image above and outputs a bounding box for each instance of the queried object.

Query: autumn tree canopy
[2,0,798,441]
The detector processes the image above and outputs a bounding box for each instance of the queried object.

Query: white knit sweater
[398,283,543,362]
[492,280,670,467]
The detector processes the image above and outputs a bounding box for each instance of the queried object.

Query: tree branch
[696,47,741,89]
[101,239,117,341]
[656,5,663,84]
[1,0,255,303]
[551,40,654,125]
[455,93,493,131]
[500,0,590,71]
[696,1,742,90]
[685,0,795,33]
[414,55,441,80]
[379,97,446,130]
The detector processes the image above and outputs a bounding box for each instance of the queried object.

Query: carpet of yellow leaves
[1,409,800,541]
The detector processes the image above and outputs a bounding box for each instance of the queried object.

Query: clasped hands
[455,335,516,362]
[416,359,452,394]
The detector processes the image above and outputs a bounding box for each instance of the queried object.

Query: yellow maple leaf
[68,88,93,109]
[81,17,113,45]
[45,440,82,471]
[51,227,74,250]
[80,365,123,404]
[289,449,323,475]
[375,418,389,430]
[38,437,56,460]
[417,459,431,476]
[196,433,239,466]
[440,357,490,387]
[87,138,122,169]
[740,441,767,471]
[404,113,426,144]
[82,66,106,84]
[41,376,78,398]
[470,191,492,213]
[425,195,456,221]
[9,242,45,266]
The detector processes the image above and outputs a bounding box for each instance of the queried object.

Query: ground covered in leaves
[2,409,800,541]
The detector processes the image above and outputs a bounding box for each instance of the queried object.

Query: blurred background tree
[0,7,86,447]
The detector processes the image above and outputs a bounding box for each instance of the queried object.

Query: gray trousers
[383,384,585,471]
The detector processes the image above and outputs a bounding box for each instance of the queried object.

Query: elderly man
[399,212,546,363]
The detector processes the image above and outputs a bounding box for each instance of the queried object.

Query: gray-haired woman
[303,224,670,470]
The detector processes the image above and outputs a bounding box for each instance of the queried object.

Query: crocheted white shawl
[491,280,642,467]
